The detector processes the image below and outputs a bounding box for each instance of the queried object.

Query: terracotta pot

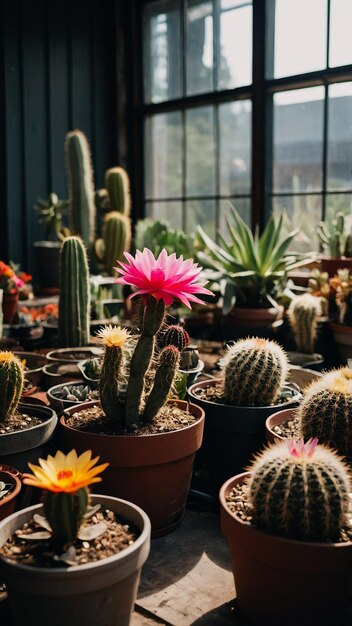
[329,322,352,365]
[220,473,352,626]
[0,468,22,522]
[187,379,301,497]
[265,407,296,444]
[60,400,204,536]
[0,494,151,626]
[228,305,284,327]
[2,290,19,324]
[287,366,323,391]
[320,256,352,277]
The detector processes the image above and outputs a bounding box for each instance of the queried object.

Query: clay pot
[228,305,284,327]
[329,322,352,365]
[60,400,204,536]
[287,366,323,391]
[265,407,296,444]
[0,468,22,522]
[2,290,19,324]
[320,256,352,277]
[0,494,151,626]
[220,472,352,626]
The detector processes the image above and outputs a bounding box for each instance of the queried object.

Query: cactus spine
[58,236,90,347]
[144,345,180,422]
[288,293,324,354]
[248,439,350,542]
[299,368,352,456]
[65,130,95,247]
[0,352,24,421]
[44,488,88,544]
[221,338,288,407]
[159,325,190,351]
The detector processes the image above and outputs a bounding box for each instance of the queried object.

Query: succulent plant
[58,385,93,402]
[33,193,70,242]
[248,438,350,542]
[58,236,90,347]
[287,293,324,354]
[299,368,352,457]
[220,337,288,407]
[317,211,352,258]
[159,325,190,351]
[0,351,24,421]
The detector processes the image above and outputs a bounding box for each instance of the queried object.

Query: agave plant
[198,207,313,314]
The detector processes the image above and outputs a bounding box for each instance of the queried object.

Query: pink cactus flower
[115,248,213,308]
[286,437,319,459]
[13,275,25,289]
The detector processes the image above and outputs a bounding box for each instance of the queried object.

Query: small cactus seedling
[288,293,324,354]
[221,338,288,407]
[299,367,352,457]
[159,325,190,351]
[0,352,24,421]
[248,438,350,542]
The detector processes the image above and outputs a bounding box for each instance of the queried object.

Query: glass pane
[144,1,182,103]
[145,112,183,199]
[272,0,327,78]
[219,100,252,195]
[187,0,213,95]
[219,198,251,236]
[272,194,322,253]
[218,4,252,89]
[221,0,251,8]
[186,106,215,196]
[186,199,216,237]
[145,201,183,230]
[329,0,352,67]
[325,194,352,226]
[327,83,352,191]
[273,87,325,193]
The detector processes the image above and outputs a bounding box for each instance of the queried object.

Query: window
[141,0,352,249]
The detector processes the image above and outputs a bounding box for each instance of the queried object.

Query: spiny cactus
[97,325,131,426]
[180,345,200,370]
[96,167,131,215]
[221,338,288,407]
[159,325,190,351]
[0,352,24,421]
[317,211,352,258]
[65,130,96,247]
[58,236,90,347]
[95,212,131,276]
[82,358,100,381]
[299,367,352,456]
[44,488,88,544]
[248,438,350,542]
[144,345,180,422]
[288,293,324,354]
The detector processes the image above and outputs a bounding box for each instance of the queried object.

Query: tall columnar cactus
[159,325,190,351]
[317,211,352,258]
[0,352,24,421]
[95,212,131,276]
[221,338,288,407]
[58,236,90,347]
[299,368,352,456]
[144,345,180,422]
[65,130,96,247]
[44,488,88,544]
[96,167,131,214]
[97,325,131,427]
[287,293,324,354]
[248,438,350,542]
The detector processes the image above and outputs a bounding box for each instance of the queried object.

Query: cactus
[97,325,131,425]
[248,438,350,542]
[95,212,131,276]
[96,167,131,215]
[299,367,352,456]
[287,293,324,354]
[159,325,190,351]
[58,236,90,347]
[59,384,93,402]
[180,345,200,370]
[44,488,88,544]
[82,358,101,381]
[65,130,95,247]
[144,345,180,422]
[0,352,24,421]
[317,211,352,258]
[221,338,288,407]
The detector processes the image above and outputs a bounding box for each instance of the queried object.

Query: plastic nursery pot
[187,379,301,498]
[14,351,47,387]
[0,469,22,522]
[47,381,97,415]
[0,404,57,472]
[265,407,296,445]
[60,400,205,536]
[0,493,151,626]
[46,346,103,363]
[220,473,352,626]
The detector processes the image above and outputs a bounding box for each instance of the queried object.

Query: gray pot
[46,347,102,364]
[0,494,151,626]
[42,362,83,390]
[14,352,47,387]
[47,381,97,414]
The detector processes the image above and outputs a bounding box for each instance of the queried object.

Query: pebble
[82,542,90,549]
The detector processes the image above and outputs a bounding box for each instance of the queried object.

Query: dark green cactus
[96,167,131,215]
[144,345,180,422]
[159,325,190,351]
[221,337,288,407]
[58,236,90,347]
[0,352,24,421]
[248,438,350,542]
[287,293,323,354]
[44,488,88,544]
[65,130,96,247]
[299,367,352,456]
[95,212,131,276]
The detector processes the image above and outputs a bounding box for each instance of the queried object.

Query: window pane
[219,198,251,237]
[327,83,352,191]
[144,1,182,103]
[145,201,183,229]
[186,199,216,237]
[221,0,250,8]
[187,0,213,95]
[218,4,252,89]
[145,112,183,199]
[272,0,327,78]
[329,0,352,67]
[219,100,252,195]
[272,194,322,253]
[325,194,352,224]
[186,106,215,196]
[273,87,325,193]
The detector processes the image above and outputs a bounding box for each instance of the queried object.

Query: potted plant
[188,337,301,496]
[328,269,352,363]
[0,261,31,325]
[317,210,352,276]
[47,382,98,414]
[220,438,352,626]
[287,292,326,369]
[60,248,210,535]
[0,466,22,522]
[197,207,313,339]
[0,449,151,626]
